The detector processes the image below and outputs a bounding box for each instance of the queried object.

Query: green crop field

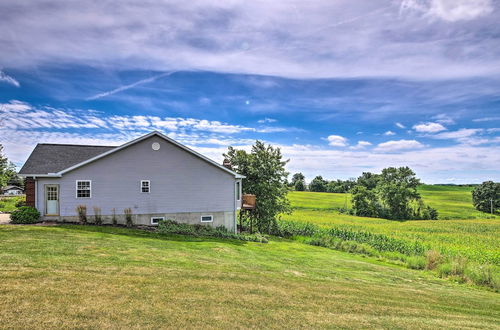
[284,188,500,265]
[1,225,499,328]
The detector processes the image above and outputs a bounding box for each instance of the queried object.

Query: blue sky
[1,0,499,183]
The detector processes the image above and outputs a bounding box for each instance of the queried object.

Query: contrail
[86,71,176,100]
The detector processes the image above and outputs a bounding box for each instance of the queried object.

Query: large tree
[224,141,290,233]
[472,181,500,214]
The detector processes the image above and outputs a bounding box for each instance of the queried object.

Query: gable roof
[19,144,117,176]
[19,131,244,179]
[2,185,24,191]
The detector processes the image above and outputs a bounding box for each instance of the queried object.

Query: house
[18,131,244,231]
[1,185,24,195]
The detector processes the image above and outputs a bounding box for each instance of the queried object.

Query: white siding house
[19,131,243,231]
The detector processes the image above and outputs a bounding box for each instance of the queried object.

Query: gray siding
[36,136,238,229]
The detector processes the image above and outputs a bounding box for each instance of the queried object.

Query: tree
[224,141,291,233]
[351,166,437,220]
[291,172,305,186]
[377,167,421,220]
[294,180,306,191]
[356,172,380,190]
[309,175,327,192]
[0,144,17,188]
[351,185,378,217]
[472,181,500,214]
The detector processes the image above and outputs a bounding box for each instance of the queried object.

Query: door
[45,185,59,216]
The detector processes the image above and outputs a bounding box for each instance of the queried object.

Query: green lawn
[288,185,498,220]
[0,225,499,328]
[0,195,24,213]
[284,190,500,265]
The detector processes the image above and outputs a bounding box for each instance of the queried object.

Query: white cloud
[326,135,348,147]
[375,139,424,152]
[429,0,493,22]
[432,114,455,125]
[350,141,372,150]
[1,1,499,80]
[413,122,447,133]
[473,116,500,122]
[384,130,396,136]
[257,118,277,124]
[431,128,482,140]
[0,70,20,87]
[395,122,406,129]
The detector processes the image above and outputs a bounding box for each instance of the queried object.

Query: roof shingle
[19,144,117,175]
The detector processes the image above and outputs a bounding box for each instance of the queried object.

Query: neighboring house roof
[19,131,245,179]
[19,144,117,175]
[2,185,24,191]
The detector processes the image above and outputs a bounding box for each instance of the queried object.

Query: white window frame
[76,180,92,198]
[200,215,213,223]
[150,216,164,225]
[141,180,150,193]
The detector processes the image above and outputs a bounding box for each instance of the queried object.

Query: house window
[141,180,150,193]
[151,216,164,225]
[236,181,241,200]
[201,215,213,222]
[76,180,91,198]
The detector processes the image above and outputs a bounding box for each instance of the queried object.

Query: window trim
[200,215,213,223]
[75,180,92,198]
[141,180,150,193]
[150,216,164,225]
[236,181,241,201]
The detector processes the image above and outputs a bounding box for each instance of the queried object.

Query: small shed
[1,185,24,195]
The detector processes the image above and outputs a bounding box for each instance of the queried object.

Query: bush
[112,208,117,225]
[465,264,499,290]
[157,220,268,243]
[124,208,133,227]
[425,250,443,270]
[15,200,26,208]
[76,205,87,224]
[407,256,427,270]
[10,206,40,224]
[93,207,102,225]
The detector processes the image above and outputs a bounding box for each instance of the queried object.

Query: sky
[1,0,499,184]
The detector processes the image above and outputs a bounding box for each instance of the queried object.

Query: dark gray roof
[19,144,117,175]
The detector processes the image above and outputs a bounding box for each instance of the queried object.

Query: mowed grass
[1,225,499,329]
[285,190,500,265]
[289,185,499,220]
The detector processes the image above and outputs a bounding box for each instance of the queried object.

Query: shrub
[465,264,499,289]
[157,219,268,243]
[112,208,117,225]
[450,256,467,277]
[437,263,452,278]
[10,206,40,224]
[124,208,133,227]
[15,200,26,208]
[76,205,87,224]
[407,256,427,270]
[93,207,102,225]
[425,250,443,270]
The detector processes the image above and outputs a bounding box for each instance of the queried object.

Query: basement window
[201,215,213,223]
[76,180,91,198]
[151,217,164,225]
[141,180,150,193]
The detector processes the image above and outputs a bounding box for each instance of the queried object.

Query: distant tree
[326,179,356,193]
[351,166,438,220]
[356,172,380,190]
[294,180,306,191]
[0,144,17,188]
[290,172,305,187]
[351,185,378,217]
[377,167,422,220]
[309,176,328,192]
[472,181,500,214]
[224,141,291,233]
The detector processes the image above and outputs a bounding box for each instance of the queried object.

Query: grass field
[0,195,24,213]
[284,189,500,266]
[1,225,499,328]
